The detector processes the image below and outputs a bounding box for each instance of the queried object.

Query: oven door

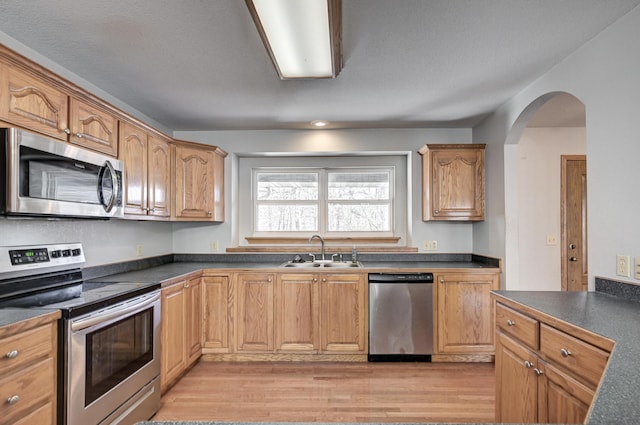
[65,291,160,425]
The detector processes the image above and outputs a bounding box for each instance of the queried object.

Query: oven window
[85,307,154,405]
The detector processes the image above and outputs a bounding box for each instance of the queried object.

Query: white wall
[0,219,173,267]
[474,4,640,289]
[513,128,586,290]
[172,128,474,254]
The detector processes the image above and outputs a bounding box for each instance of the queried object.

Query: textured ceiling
[0,0,638,131]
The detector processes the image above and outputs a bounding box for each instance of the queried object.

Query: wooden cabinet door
[436,272,498,355]
[185,276,202,366]
[173,144,215,220]
[320,273,366,353]
[211,148,225,221]
[275,273,320,352]
[419,144,485,221]
[537,359,594,425]
[202,275,230,352]
[69,97,118,156]
[161,281,186,392]
[495,332,538,423]
[0,63,69,140]
[120,121,148,216]
[235,272,274,352]
[147,134,172,218]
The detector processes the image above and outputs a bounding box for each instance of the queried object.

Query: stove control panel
[0,243,85,279]
[9,247,50,265]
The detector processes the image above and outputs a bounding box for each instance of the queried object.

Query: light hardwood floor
[153,361,495,423]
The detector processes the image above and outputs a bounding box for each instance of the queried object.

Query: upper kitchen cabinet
[119,121,171,219]
[0,60,69,141]
[0,48,119,156]
[172,140,227,222]
[69,97,118,156]
[418,144,486,221]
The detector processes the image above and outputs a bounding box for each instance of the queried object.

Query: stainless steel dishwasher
[368,272,434,361]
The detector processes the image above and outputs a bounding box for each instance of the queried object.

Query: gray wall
[474,5,640,289]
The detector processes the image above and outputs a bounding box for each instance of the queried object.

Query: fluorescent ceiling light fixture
[246,0,342,79]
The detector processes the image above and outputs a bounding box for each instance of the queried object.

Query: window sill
[228,237,417,253]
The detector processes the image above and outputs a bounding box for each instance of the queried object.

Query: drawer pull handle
[533,368,544,376]
[560,348,572,357]
[524,360,533,368]
[506,319,516,326]
[6,395,19,405]
[5,350,18,359]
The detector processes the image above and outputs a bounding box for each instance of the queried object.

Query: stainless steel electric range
[0,243,161,425]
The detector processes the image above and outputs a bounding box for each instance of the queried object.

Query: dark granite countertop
[492,290,640,425]
[88,260,499,286]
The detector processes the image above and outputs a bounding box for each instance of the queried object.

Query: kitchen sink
[280,261,362,268]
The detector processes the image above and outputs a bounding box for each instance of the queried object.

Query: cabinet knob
[560,348,572,357]
[569,243,576,249]
[6,395,19,405]
[506,319,516,327]
[533,368,544,376]
[5,350,18,359]
[184,284,190,288]
[207,211,213,216]
[570,257,578,262]
[523,360,533,369]
[75,132,84,138]
[63,128,71,135]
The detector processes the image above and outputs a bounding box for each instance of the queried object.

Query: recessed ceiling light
[311,120,329,127]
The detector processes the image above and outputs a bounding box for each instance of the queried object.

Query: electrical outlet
[635,257,640,280]
[616,254,630,277]
[546,234,557,245]
[423,240,438,251]
[136,244,143,257]
[210,240,219,252]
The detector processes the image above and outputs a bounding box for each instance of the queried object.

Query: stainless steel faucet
[308,234,325,261]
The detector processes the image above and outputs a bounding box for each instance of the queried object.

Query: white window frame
[236,154,409,246]
[252,167,395,237]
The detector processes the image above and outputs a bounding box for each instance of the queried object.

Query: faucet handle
[308,253,316,262]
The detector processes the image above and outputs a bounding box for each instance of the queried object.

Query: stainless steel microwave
[1,127,124,219]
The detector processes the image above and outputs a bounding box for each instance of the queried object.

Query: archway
[503,92,586,290]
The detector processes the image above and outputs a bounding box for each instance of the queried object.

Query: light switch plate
[635,257,640,280]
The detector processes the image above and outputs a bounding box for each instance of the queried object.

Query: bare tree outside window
[254,169,392,234]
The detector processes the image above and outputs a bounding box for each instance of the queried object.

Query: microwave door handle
[98,160,118,212]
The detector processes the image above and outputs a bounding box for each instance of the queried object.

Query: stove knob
[71,248,81,256]
[61,249,71,257]
[50,250,61,258]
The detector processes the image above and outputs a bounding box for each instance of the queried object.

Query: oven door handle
[71,292,159,332]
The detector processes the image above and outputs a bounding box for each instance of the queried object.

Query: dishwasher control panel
[368,272,434,283]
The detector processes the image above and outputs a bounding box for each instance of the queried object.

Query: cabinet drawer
[0,324,54,376]
[496,303,539,349]
[540,324,609,387]
[0,357,55,423]
[12,401,54,425]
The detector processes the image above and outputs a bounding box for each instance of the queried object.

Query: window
[253,168,393,235]
[237,154,408,246]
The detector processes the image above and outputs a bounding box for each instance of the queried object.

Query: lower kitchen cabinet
[320,272,366,353]
[202,274,231,353]
[235,272,274,352]
[275,273,320,353]
[0,311,59,425]
[494,299,611,424]
[434,271,499,360]
[161,274,202,392]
